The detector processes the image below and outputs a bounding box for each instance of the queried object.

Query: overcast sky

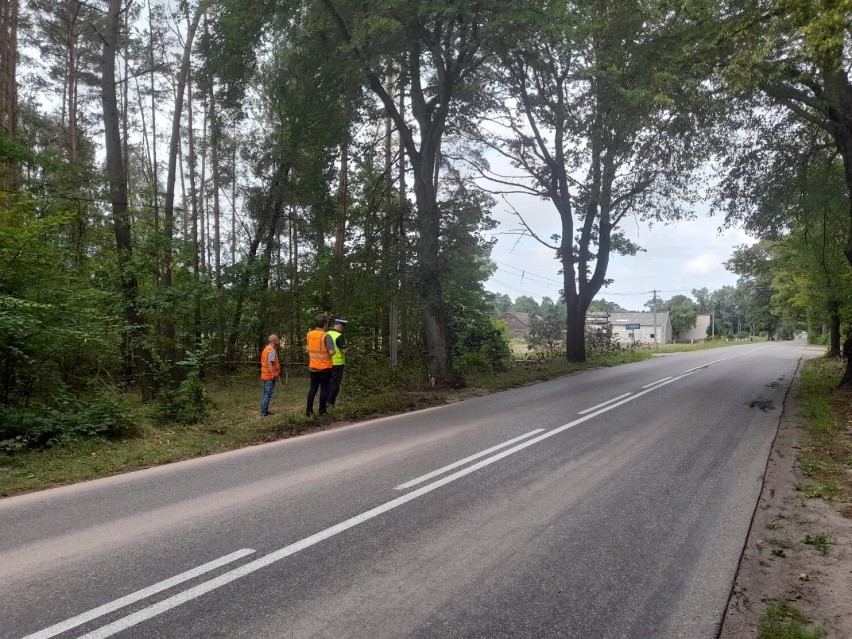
[484,195,756,312]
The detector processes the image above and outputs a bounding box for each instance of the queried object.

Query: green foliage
[0,389,136,453]
[588,298,626,313]
[453,317,512,373]
[648,294,698,338]
[0,196,121,409]
[803,532,833,556]
[151,350,213,426]
[756,601,825,639]
[151,372,211,426]
[528,304,564,354]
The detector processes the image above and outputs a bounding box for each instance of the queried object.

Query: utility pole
[652,289,658,347]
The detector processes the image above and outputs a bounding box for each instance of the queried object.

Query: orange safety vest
[306,329,333,370]
[260,345,281,380]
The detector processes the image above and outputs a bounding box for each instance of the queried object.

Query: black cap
[333,319,348,325]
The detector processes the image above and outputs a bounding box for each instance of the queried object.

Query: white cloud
[682,254,722,276]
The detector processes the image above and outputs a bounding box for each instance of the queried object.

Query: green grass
[0,349,652,496]
[766,537,795,549]
[803,533,833,556]
[646,336,768,354]
[796,358,852,503]
[757,601,825,639]
[465,349,650,390]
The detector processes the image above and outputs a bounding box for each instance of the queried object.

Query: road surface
[1,341,807,639]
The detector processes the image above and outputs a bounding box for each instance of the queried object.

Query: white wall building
[609,312,672,345]
[679,314,711,341]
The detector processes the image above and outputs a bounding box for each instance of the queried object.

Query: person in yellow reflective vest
[305,315,335,417]
[259,334,281,417]
[326,319,348,407]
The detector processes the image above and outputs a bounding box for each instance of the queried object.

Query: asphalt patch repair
[749,399,776,412]
[719,369,852,638]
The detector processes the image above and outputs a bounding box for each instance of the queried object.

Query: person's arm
[325,334,335,355]
[269,348,282,377]
[337,334,348,353]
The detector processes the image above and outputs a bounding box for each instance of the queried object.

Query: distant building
[609,312,672,344]
[498,312,533,339]
[679,314,711,341]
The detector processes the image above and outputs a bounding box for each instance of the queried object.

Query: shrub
[0,389,136,452]
[152,371,211,425]
[455,351,491,374]
[452,316,512,373]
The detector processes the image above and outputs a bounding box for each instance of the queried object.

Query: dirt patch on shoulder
[719,369,852,638]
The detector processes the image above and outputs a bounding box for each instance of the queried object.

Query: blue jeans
[260,379,276,416]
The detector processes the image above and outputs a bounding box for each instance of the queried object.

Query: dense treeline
[0,0,850,449]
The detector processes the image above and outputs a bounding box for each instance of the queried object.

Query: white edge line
[577,393,631,415]
[641,376,672,389]
[394,429,546,490]
[70,371,698,639]
[21,549,255,639]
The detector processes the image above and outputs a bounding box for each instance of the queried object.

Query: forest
[0,0,851,453]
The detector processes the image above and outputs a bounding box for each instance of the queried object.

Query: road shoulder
[719,358,852,638]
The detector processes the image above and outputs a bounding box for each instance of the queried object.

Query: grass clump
[757,601,825,639]
[793,480,842,501]
[803,533,833,556]
[765,537,794,549]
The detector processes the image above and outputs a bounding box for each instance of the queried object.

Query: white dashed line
[21,549,255,639]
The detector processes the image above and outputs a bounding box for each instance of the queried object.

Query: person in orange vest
[259,334,282,417]
[305,315,336,417]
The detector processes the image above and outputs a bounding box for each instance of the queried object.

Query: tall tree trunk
[225,165,289,366]
[828,301,841,358]
[161,3,203,379]
[209,93,224,355]
[231,126,237,266]
[0,0,7,137]
[334,142,347,257]
[840,331,852,388]
[148,0,159,231]
[121,8,131,196]
[0,0,18,190]
[411,159,454,384]
[102,0,154,401]
[187,60,201,351]
[398,78,408,355]
[199,100,208,272]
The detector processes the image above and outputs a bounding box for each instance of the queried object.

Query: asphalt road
[1,341,808,639]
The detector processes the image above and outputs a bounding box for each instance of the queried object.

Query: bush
[152,371,211,425]
[344,351,429,393]
[455,351,491,374]
[0,389,136,452]
[585,326,624,356]
[452,317,512,372]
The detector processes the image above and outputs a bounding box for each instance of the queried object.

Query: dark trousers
[306,369,332,416]
[328,365,345,406]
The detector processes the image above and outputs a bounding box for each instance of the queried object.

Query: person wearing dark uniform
[326,319,348,407]
[305,315,335,417]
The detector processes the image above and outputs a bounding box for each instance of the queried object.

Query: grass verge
[757,601,825,639]
[645,336,768,354]
[795,357,852,504]
[0,350,651,496]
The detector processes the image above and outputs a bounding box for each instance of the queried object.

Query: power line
[494,262,562,287]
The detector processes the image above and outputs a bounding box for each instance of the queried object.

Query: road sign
[626,323,641,330]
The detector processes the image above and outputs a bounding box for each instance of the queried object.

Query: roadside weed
[803,533,833,556]
[756,601,825,639]
[793,480,841,500]
[765,537,794,549]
